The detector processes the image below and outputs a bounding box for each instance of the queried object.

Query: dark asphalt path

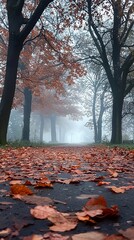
[0,172,134,239]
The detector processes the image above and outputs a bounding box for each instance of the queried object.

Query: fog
[8,105,134,144]
[43,117,94,144]
[8,109,94,144]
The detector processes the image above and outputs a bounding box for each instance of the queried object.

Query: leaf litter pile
[0,145,134,240]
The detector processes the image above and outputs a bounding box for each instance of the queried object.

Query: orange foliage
[13,30,86,113]
[10,184,33,195]
[0,2,86,112]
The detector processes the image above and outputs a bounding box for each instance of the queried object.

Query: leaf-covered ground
[0,145,134,240]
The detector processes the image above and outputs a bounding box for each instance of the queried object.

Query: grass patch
[0,140,64,148]
[0,141,134,149]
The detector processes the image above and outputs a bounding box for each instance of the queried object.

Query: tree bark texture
[22,87,32,141]
[0,34,23,144]
[111,91,124,144]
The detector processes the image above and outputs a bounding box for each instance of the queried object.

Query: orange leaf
[110,186,125,194]
[76,210,100,223]
[49,223,77,232]
[22,235,43,240]
[108,169,118,178]
[76,214,95,222]
[83,196,119,219]
[98,181,111,186]
[10,184,33,195]
[102,205,119,218]
[72,231,107,240]
[30,205,78,232]
[84,195,107,211]
[24,180,33,186]
[30,205,56,219]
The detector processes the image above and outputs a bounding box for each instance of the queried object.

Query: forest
[0,0,133,145]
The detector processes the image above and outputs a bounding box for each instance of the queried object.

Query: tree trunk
[97,88,106,143]
[92,91,98,143]
[0,35,22,144]
[22,87,32,141]
[97,117,102,143]
[50,114,57,142]
[111,93,124,144]
[40,114,44,142]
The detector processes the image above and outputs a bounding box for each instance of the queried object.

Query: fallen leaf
[84,195,107,211]
[121,186,134,191]
[30,205,56,219]
[76,209,103,219]
[24,180,33,186]
[76,214,95,223]
[10,184,33,195]
[110,186,125,194]
[98,181,111,186]
[119,227,134,240]
[83,196,119,219]
[35,182,53,188]
[102,205,119,218]
[72,231,107,240]
[22,234,43,240]
[10,180,23,185]
[13,194,53,205]
[49,220,77,232]
[0,228,12,237]
[75,211,96,223]
[107,169,118,178]
[43,232,70,239]
[30,205,78,232]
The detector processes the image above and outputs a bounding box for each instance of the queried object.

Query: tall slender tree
[84,66,111,143]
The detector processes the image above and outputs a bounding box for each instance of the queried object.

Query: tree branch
[19,0,53,42]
